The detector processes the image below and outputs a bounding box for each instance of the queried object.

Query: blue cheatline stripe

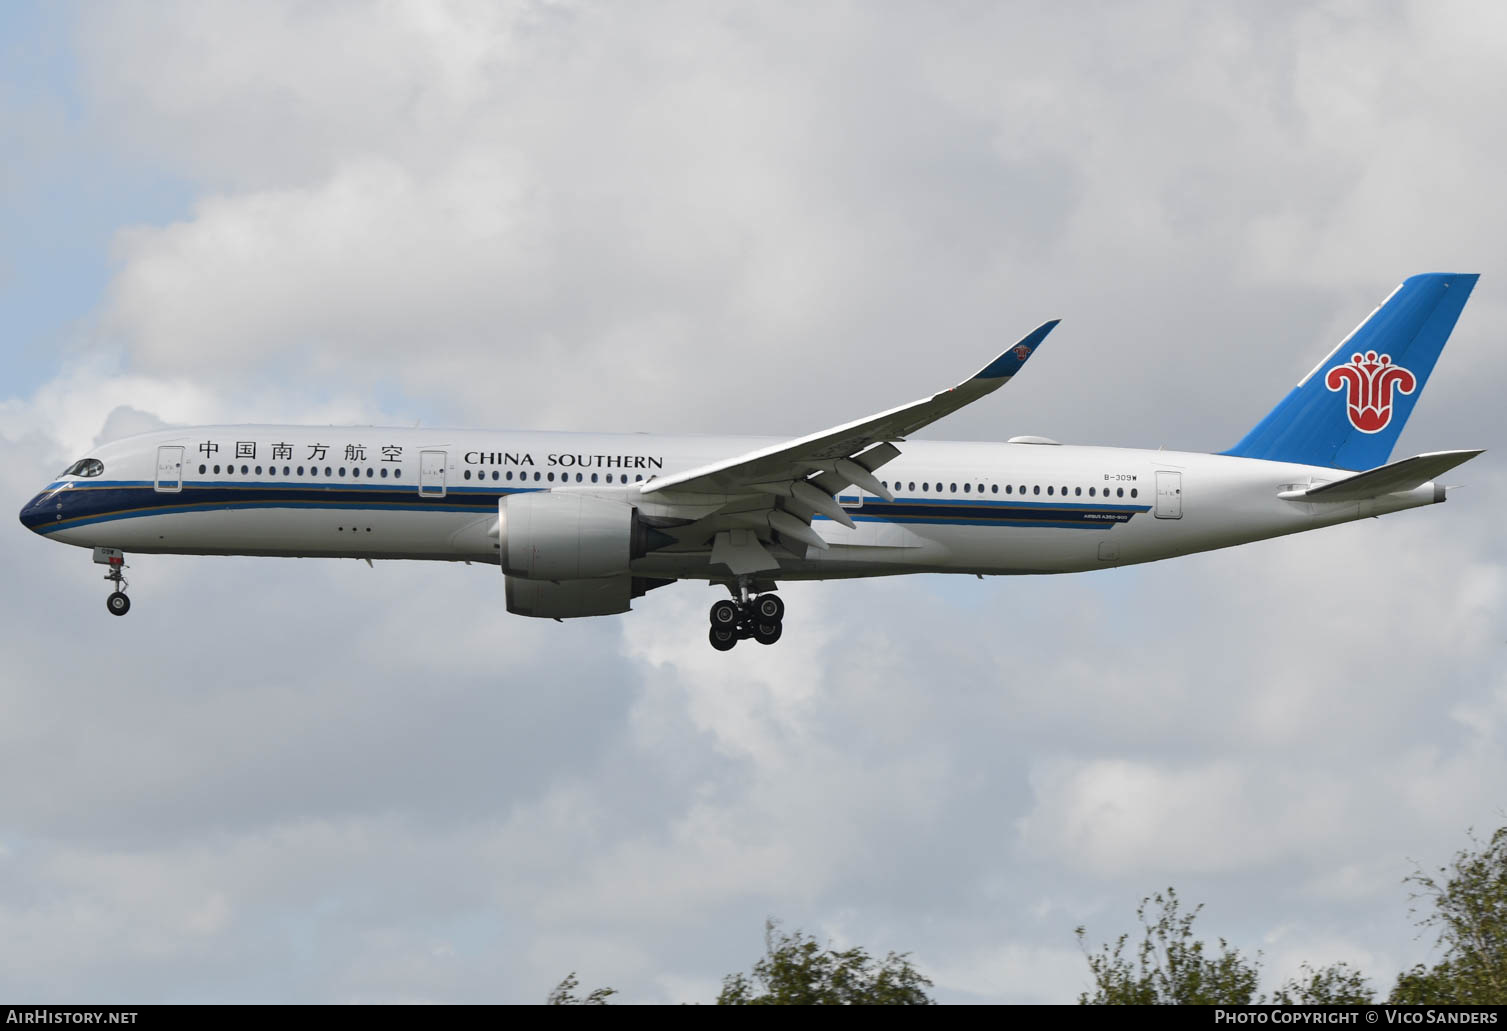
[30,481,1150,535]
[29,480,535,534]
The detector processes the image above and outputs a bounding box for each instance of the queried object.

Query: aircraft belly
[56,505,479,559]
[635,521,1110,580]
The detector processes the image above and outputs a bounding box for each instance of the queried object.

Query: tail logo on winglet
[1325,351,1417,434]
[1013,344,1033,361]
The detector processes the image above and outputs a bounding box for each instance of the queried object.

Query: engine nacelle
[506,575,633,618]
[498,492,653,581]
[505,574,675,619]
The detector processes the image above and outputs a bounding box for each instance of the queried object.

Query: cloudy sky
[3,0,1505,1003]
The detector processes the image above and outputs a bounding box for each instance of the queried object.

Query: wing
[639,320,1060,574]
[643,320,1059,499]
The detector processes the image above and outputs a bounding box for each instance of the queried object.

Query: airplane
[19,273,1483,651]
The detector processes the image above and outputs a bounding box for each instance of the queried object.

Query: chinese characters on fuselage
[199,441,407,462]
[192,442,665,470]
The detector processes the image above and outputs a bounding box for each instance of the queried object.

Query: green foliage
[545,823,1507,1006]
[1272,962,1375,1005]
[1388,826,1507,1005]
[1075,888,1263,1005]
[546,972,616,1005]
[715,920,934,1005]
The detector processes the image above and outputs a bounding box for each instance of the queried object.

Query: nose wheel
[100,552,131,616]
[706,588,784,650]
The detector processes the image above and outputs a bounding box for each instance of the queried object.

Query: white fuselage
[21,425,1442,582]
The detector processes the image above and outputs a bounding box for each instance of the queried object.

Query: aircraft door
[154,446,184,493]
[1155,470,1182,519]
[419,450,447,498]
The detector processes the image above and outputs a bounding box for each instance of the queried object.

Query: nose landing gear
[706,580,783,651]
[94,547,131,616]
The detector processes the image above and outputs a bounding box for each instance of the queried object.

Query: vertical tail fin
[1223,273,1478,470]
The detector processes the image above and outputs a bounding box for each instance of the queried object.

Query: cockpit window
[60,458,105,478]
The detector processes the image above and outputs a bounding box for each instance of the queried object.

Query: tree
[715,920,934,1005]
[1389,826,1507,1004]
[1272,963,1375,1005]
[546,972,616,1005]
[1076,888,1263,1005]
[1077,889,1382,1005]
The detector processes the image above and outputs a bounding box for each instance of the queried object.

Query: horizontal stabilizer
[1284,449,1484,503]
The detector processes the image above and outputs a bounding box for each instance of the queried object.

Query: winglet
[972,320,1060,381]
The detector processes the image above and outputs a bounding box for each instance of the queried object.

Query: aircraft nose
[18,490,55,535]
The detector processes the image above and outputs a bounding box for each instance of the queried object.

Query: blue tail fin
[1223,273,1478,470]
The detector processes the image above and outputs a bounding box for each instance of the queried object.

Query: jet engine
[498,492,661,581]
[505,574,672,619]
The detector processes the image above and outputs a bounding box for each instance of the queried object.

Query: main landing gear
[707,581,784,651]
[96,548,131,616]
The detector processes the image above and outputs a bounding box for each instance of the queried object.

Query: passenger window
[380,468,388,478]
[214,464,221,474]
[394,469,403,479]
[950,483,957,492]
[922,482,929,492]
[991,484,998,494]
[242,465,249,475]
[464,470,472,480]
[1033,485,1040,495]
[1131,488,1138,498]
[198,464,206,474]
[339,467,347,478]
[1117,488,1124,497]
[297,466,305,476]
[492,471,499,480]
[591,473,599,483]
[1005,485,1012,494]
[1075,487,1081,496]
[908,482,915,492]
[963,483,971,493]
[325,467,332,477]
[1047,486,1054,496]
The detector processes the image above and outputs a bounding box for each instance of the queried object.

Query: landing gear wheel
[106,591,131,616]
[753,594,784,623]
[709,600,740,628]
[709,626,738,651]
[753,622,782,646]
